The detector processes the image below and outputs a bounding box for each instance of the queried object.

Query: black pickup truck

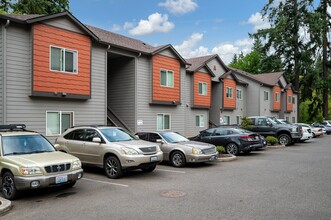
[247,116,302,146]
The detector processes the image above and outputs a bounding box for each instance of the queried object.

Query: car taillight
[240,136,254,141]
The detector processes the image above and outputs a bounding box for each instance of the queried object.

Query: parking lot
[2,135,331,220]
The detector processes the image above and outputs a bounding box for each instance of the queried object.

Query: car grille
[202,147,216,154]
[45,163,71,173]
[139,146,157,153]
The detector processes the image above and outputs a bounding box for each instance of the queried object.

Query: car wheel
[312,132,316,138]
[104,156,123,179]
[141,165,157,172]
[170,151,186,167]
[2,172,18,200]
[278,134,291,146]
[226,143,239,156]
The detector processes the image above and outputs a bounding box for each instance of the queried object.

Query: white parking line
[155,168,186,174]
[82,178,129,187]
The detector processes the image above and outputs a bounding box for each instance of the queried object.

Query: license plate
[55,175,68,184]
[150,156,158,162]
[209,155,217,161]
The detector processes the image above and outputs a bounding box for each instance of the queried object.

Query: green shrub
[216,146,225,154]
[240,116,253,130]
[266,136,278,145]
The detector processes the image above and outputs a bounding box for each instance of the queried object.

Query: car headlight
[291,127,297,132]
[192,147,203,155]
[122,147,139,155]
[72,160,82,170]
[21,167,42,175]
[155,145,161,152]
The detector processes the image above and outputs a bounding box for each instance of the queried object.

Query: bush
[266,136,278,145]
[240,116,253,130]
[216,146,225,154]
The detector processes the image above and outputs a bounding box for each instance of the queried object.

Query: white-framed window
[264,91,269,101]
[292,117,295,123]
[236,89,242,100]
[236,116,242,125]
[160,69,174,87]
[46,111,74,136]
[157,113,171,130]
[223,116,230,125]
[50,46,78,73]
[288,95,292,103]
[286,116,289,122]
[198,82,207,95]
[275,92,280,102]
[226,87,233,98]
[196,115,205,127]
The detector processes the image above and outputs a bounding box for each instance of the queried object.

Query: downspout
[134,52,141,132]
[105,45,110,124]
[2,20,10,124]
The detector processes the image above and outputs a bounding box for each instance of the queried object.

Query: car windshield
[99,127,137,142]
[267,117,280,125]
[160,132,188,143]
[2,135,55,156]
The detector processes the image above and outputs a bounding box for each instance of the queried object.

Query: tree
[0,0,69,14]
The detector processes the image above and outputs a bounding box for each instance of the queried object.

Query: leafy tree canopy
[0,0,69,14]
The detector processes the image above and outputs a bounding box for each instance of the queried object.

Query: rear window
[2,135,55,156]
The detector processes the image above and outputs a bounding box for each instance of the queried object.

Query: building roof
[185,55,217,72]
[254,72,284,86]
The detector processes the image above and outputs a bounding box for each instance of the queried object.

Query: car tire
[2,172,18,200]
[278,134,291,146]
[312,132,316,138]
[104,156,123,179]
[226,143,239,156]
[141,164,157,172]
[170,151,186,168]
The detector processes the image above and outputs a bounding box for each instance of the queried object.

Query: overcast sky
[70,0,270,64]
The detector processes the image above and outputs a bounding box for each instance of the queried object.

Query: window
[149,133,162,142]
[288,95,292,103]
[157,114,170,130]
[236,89,242,100]
[46,111,73,136]
[72,129,85,141]
[236,116,242,125]
[198,82,207,95]
[223,116,230,125]
[226,87,233,98]
[286,116,290,122]
[275,92,280,102]
[50,46,78,73]
[264,91,269,101]
[214,128,228,136]
[292,117,295,123]
[196,115,205,127]
[201,129,215,137]
[160,70,174,87]
[85,129,101,142]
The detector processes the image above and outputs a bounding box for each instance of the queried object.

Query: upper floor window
[275,92,280,102]
[226,87,233,98]
[46,111,74,136]
[288,95,292,103]
[50,46,78,74]
[160,70,174,87]
[157,113,170,130]
[198,82,207,95]
[236,89,242,100]
[264,91,269,101]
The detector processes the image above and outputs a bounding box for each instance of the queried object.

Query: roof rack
[0,124,26,131]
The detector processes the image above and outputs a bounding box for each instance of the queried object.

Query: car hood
[4,151,78,167]
[109,139,157,149]
[171,141,215,149]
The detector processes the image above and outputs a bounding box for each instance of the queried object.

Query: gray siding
[206,59,227,81]
[158,49,177,59]
[5,24,106,143]
[210,82,222,126]
[108,56,135,131]
[136,55,186,135]
[260,87,272,116]
[0,25,3,124]
[42,17,85,34]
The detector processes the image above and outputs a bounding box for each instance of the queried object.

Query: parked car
[136,131,218,167]
[189,127,264,156]
[55,126,163,179]
[297,123,323,138]
[0,124,83,200]
[293,123,313,142]
[321,120,331,127]
[246,116,302,146]
[311,123,331,135]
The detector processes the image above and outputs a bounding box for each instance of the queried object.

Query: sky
[70,0,271,64]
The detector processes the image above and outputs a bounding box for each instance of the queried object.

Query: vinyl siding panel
[260,87,272,116]
[0,25,3,124]
[136,55,185,134]
[206,59,227,81]
[210,82,222,126]
[158,49,177,59]
[42,17,85,34]
[108,56,135,131]
[5,24,106,143]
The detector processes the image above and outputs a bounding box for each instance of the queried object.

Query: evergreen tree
[0,0,69,14]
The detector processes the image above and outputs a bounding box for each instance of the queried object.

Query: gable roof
[254,72,285,86]
[185,54,228,72]
[220,70,248,85]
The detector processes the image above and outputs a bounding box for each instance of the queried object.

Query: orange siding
[287,89,293,111]
[223,78,236,108]
[273,86,281,110]
[33,23,91,95]
[193,72,211,107]
[152,55,181,102]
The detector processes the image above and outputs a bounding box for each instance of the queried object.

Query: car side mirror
[156,139,164,144]
[92,137,102,143]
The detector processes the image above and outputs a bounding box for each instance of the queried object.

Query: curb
[0,197,12,216]
[266,144,285,149]
[217,154,237,162]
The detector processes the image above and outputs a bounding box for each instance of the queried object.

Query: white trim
[156,113,171,131]
[198,82,207,95]
[46,111,74,136]
[195,114,205,127]
[226,87,233,99]
[236,88,242,100]
[49,45,78,74]
[275,92,280,102]
[160,69,174,88]
[263,90,269,101]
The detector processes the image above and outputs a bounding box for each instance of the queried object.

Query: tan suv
[54,126,163,179]
[0,124,83,200]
